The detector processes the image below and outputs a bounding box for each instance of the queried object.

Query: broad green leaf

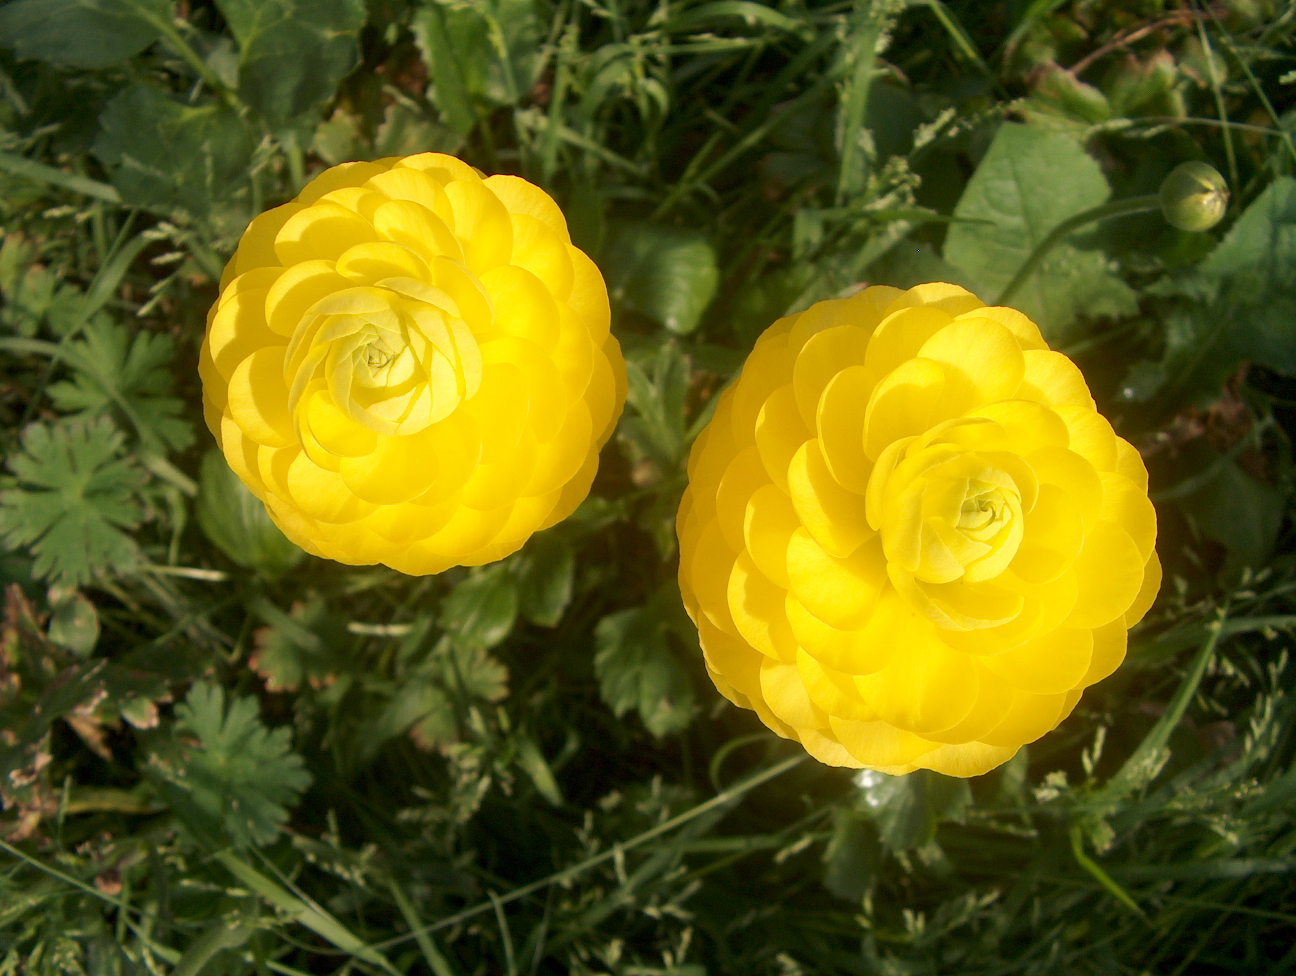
[514,534,575,627]
[146,681,311,848]
[196,450,304,577]
[0,417,143,586]
[944,122,1137,340]
[821,806,879,902]
[214,0,367,126]
[0,0,168,69]
[46,317,193,453]
[92,82,254,220]
[1196,176,1296,375]
[594,590,695,738]
[603,222,719,334]
[45,586,99,657]
[1177,456,1285,577]
[439,563,518,649]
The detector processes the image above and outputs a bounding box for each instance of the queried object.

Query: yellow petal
[1099,472,1157,560]
[883,281,983,317]
[727,552,797,662]
[227,346,295,447]
[796,648,877,720]
[917,318,1025,407]
[828,715,939,768]
[952,305,1046,350]
[715,446,768,552]
[364,167,456,224]
[816,364,877,493]
[979,689,1067,747]
[863,358,955,460]
[1055,404,1117,472]
[508,212,574,300]
[443,178,513,273]
[786,530,886,630]
[760,658,829,729]
[793,323,869,427]
[478,265,560,349]
[338,428,440,505]
[788,439,874,558]
[483,174,571,241]
[1065,520,1144,629]
[207,287,278,378]
[864,304,955,380]
[754,385,809,492]
[370,198,464,264]
[285,450,377,523]
[1011,483,1085,584]
[854,613,979,734]
[913,742,1018,777]
[275,202,381,265]
[1114,436,1149,491]
[264,260,354,338]
[980,626,1093,695]
[1017,350,1093,409]
[785,591,892,676]
[743,483,799,588]
[1125,549,1162,626]
[230,202,301,277]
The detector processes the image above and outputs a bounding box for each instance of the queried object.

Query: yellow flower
[199,153,625,574]
[677,283,1159,777]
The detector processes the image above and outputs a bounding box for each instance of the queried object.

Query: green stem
[125,0,240,110]
[370,754,806,953]
[996,194,1160,307]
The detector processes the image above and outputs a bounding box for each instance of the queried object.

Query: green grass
[1,1,1295,974]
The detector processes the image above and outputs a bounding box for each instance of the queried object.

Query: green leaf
[411,0,541,128]
[249,594,340,692]
[92,82,254,220]
[821,806,879,902]
[854,768,971,851]
[214,0,368,126]
[944,122,1137,340]
[0,417,144,586]
[196,450,304,577]
[0,0,168,69]
[514,534,575,628]
[1195,176,1296,375]
[1177,456,1285,577]
[439,563,518,649]
[430,636,509,705]
[46,317,194,453]
[604,223,719,334]
[594,588,696,738]
[619,339,693,473]
[147,681,311,848]
[45,586,99,657]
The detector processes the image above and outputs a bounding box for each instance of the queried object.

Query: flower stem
[995,194,1161,308]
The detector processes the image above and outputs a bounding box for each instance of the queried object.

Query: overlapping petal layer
[677,283,1159,777]
[200,154,626,573]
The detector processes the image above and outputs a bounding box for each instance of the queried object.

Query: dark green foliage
[2,1,1296,974]
[145,681,312,847]
[0,417,144,585]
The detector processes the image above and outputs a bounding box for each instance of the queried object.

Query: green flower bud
[1159,161,1229,232]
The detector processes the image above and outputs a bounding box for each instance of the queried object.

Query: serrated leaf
[249,594,340,692]
[215,0,367,126]
[0,418,143,586]
[594,591,695,738]
[619,338,694,471]
[604,223,719,334]
[854,768,971,852]
[148,681,311,848]
[944,122,1137,341]
[0,0,168,69]
[430,636,509,705]
[92,82,254,220]
[46,316,193,453]
[196,450,304,577]
[514,534,574,627]
[439,564,518,649]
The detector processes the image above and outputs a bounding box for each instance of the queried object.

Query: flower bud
[677,283,1159,777]
[1159,161,1229,232]
[200,154,626,575]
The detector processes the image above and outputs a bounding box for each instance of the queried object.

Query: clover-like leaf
[148,681,312,848]
[47,317,194,454]
[0,417,144,586]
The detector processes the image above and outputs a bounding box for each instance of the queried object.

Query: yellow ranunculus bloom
[677,283,1159,777]
[200,154,626,574]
